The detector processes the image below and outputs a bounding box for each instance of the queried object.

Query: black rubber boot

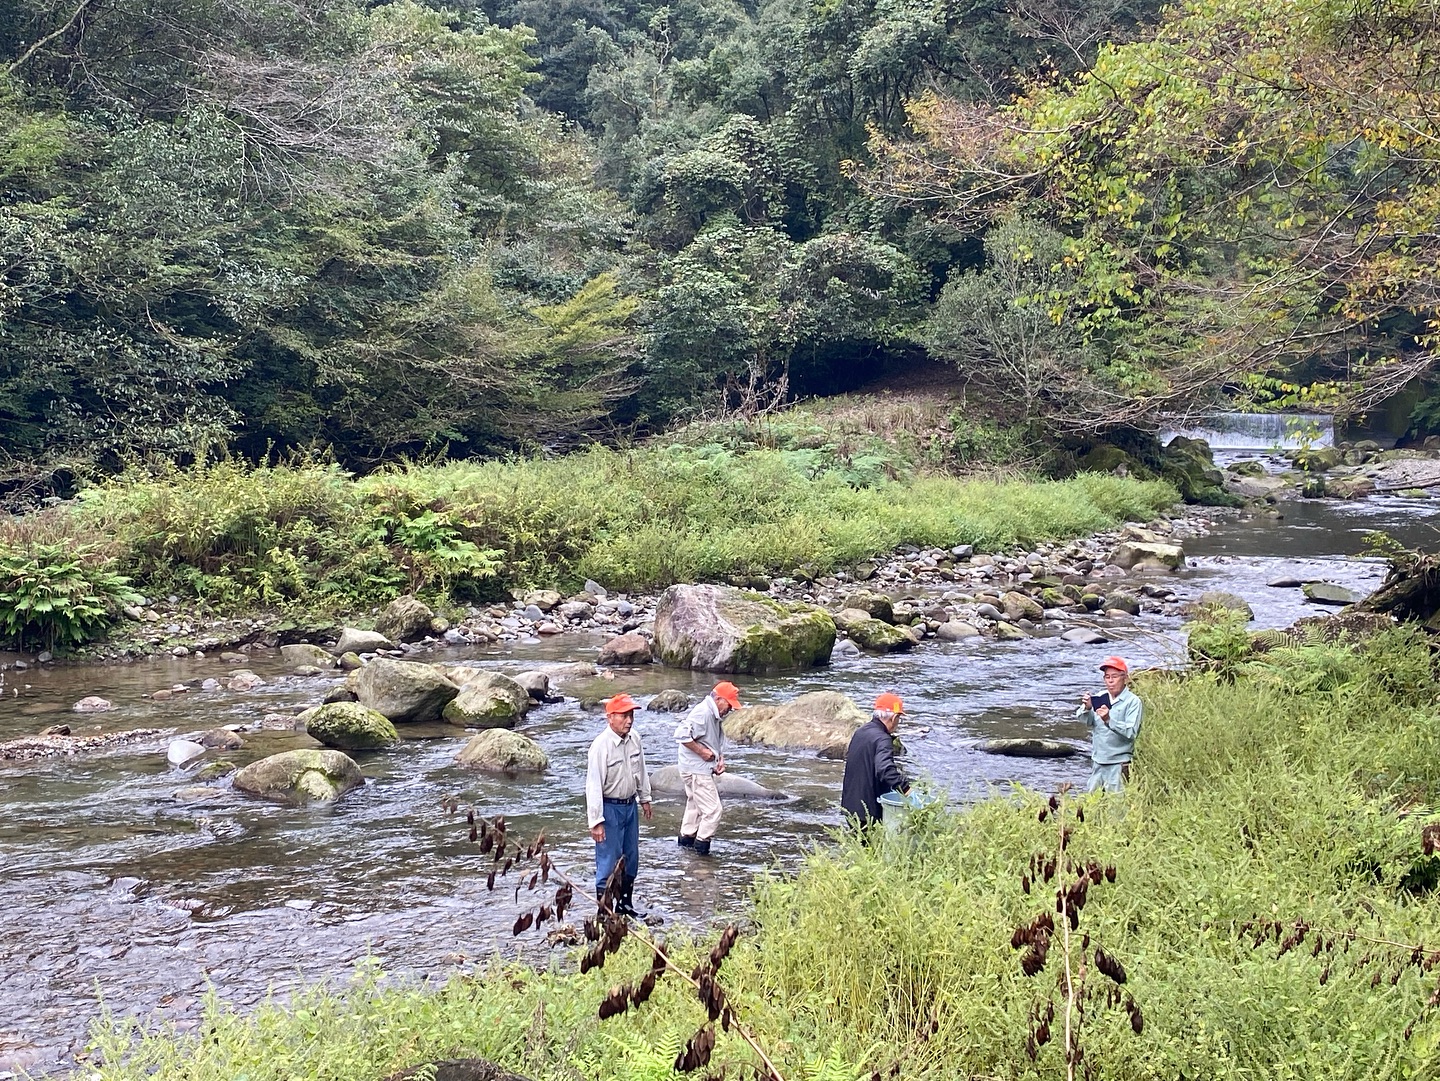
[677,833,696,848]
[617,876,644,917]
[693,837,712,857]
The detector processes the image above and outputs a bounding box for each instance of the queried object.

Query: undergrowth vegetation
[87,628,1440,1079]
[0,411,1174,647]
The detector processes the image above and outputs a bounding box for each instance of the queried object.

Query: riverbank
[78,623,1440,1080]
[0,407,1178,664]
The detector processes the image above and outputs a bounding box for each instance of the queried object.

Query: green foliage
[83,628,1440,1079]
[0,543,140,651]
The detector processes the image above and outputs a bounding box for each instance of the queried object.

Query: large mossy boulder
[1161,436,1243,507]
[232,749,365,805]
[302,702,399,751]
[442,672,529,728]
[845,616,915,653]
[455,729,549,773]
[376,595,435,643]
[653,584,835,674]
[725,691,866,758]
[280,643,336,670]
[1079,444,1154,478]
[840,589,894,623]
[1110,541,1186,571]
[1001,590,1044,622]
[350,658,459,723]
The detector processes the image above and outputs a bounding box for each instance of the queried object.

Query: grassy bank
[0,409,1175,648]
[86,628,1440,1079]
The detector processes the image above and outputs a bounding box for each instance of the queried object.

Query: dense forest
[2,0,1438,479]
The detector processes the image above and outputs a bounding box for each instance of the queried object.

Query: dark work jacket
[840,718,909,826]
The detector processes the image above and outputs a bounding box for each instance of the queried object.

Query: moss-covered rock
[304,701,399,750]
[725,691,867,758]
[654,584,835,674]
[375,595,435,643]
[232,749,365,805]
[455,729,548,774]
[845,617,915,653]
[442,672,529,729]
[350,658,459,723]
[840,589,894,623]
[1001,590,1044,622]
[1161,436,1244,507]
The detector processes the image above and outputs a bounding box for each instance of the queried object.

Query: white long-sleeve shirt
[584,725,652,828]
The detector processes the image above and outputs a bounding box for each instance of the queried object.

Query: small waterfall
[1160,412,1334,450]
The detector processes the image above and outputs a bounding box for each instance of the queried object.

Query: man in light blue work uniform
[1077,655,1142,792]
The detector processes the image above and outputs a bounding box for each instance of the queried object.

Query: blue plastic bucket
[879,790,935,834]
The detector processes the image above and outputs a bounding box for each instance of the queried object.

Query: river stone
[976,738,1080,758]
[993,622,1027,641]
[1110,541,1186,571]
[1102,592,1141,616]
[1303,581,1363,606]
[1191,590,1255,620]
[195,759,236,782]
[975,603,1003,620]
[512,670,550,700]
[335,628,392,655]
[558,600,593,622]
[1061,628,1109,645]
[831,607,875,633]
[842,590,894,623]
[598,632,653,666]
[831,639,862,659]
[654,584,836,674]
[845,616,916,653]
[725,691,866,759]
[350,658,459,723]
[323,683,359,704]
[442,674,529,728]
[1325,475,1375,500]
[455,730,548,773]
[523,589,562,613]
[376,596,434,643]
[280,643,336,670]
[198,728,244,750]
[39,723,71,736]
[937,621,983,641]
[219,651,247,664]
[304,701,399,750]
[1002,591,1044,622]
[72,696,114,713]
[648,764,783,799]
[167,739,207,767]
[232,749,365,805]
[648,690,699,719]
[227,670,266,692]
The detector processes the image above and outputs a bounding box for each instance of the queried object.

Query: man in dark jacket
[840,692,910,828]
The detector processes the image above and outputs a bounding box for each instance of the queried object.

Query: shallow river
[3,488,1439,1075]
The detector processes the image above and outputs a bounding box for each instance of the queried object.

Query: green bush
[0,542,140,651]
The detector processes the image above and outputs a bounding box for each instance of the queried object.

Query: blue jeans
[595,797,639,891]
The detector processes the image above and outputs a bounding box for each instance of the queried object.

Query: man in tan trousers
[674,681,740,857]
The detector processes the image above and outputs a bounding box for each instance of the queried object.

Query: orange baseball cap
[1098,656,1129,674]
[712,681,742,708]
[874,692,905,714]
[604,693,639,715]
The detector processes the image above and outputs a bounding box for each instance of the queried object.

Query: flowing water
[4,487,1440,1076]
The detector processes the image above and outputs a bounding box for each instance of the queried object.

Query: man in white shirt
[674,681,741,857]
[585,693,652,915]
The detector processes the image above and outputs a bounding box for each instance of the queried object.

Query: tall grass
[85,630,1440,1079]
[59,437,1174,611]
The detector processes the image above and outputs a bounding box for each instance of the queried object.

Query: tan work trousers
[681,772,723,841]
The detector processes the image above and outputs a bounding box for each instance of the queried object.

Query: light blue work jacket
[1076,687,1142,765]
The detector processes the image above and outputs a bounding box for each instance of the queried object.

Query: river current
[3,487,1439,1075]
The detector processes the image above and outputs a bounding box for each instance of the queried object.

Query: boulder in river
[511,670,551,700]
[1187,590,1255,620]
[1102,591,1141,616]
[1061,628,1109,645]
[351,658,459,723]
[280,643,336,670]
[167,739,207,767]
[442,673,529,728]
[976,737,1081,758]
[335,628,391,655]
[1303,581,1363,607]
[646,688,692,712]
[376,595,435,643]
[198,728,244,750]
[303,701,400,750]
[523,589,562,613]
[845,616,916,653]
[72,696,114,713]
[455,730,548,774]
[597,632,653,666]
[1002,591,1044,623]
[232,749,365,805]
[648,764,783,799]
[1110,541,1186,571]
[725,691,866,758]
[653,584,836,674]
[841,589,894,623]
[936,621,982,642]
[226,670,267,692]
